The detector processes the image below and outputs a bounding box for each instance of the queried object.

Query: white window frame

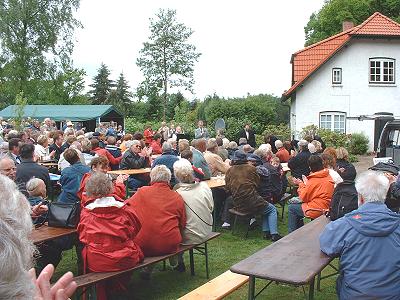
[332,68,342,84]
[369,58,395,84]
[319,112,346,133]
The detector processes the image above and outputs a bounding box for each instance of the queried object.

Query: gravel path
[353,155,375,173]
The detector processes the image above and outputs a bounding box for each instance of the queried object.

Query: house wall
[290,38,400,150]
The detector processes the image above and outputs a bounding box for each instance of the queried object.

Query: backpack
[329,180,358,221]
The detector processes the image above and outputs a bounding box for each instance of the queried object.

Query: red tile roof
[283,12,400,99]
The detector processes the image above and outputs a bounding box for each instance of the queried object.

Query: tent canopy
[0,105,122,122]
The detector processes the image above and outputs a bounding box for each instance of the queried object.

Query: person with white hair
[0,174,77,300]
[320,171,400,299]
[126,165,186,269]
[34,135,56,161]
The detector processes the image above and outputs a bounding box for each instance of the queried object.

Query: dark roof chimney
[342,20,354,32]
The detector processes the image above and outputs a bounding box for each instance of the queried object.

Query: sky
[72,0,325,100]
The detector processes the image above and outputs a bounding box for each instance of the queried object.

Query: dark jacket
[105,145,122,170]
[288,150,311,179]
[320,202,400,299]
[58,162,90,204]
[120,150,149,170]
[16,159,51,197]
[262,162,283,203]
[152,150,179,186]
[239,129,256,148]
[49,143,63,161]
[386,182,400,213]
[225,163,266,214]
[227,148,237,160]
[336,159,357,181]
[329,180,358,221]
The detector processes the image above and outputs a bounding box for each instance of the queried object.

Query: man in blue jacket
[320,171,400,300]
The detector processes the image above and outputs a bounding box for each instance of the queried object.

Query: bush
[317,129,348,148]
[348,133,369,155]
[257,124,292,145]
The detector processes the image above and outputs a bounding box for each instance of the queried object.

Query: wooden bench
[228,208,254,238]
[72,232,220,299]
[178,270,249,300]
[230,216,333,300]
[277,192,294,221]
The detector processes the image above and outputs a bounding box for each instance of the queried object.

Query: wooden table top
[108,168,151,175]
[230,216,332,285]
[206,177,226,188]
[30,225,77,244]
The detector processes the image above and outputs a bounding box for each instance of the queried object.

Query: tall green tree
[137,8,201,121]
[111,72,133,115]
[304,0,400,46]
[89,63,114,104]
[0,0,81,103]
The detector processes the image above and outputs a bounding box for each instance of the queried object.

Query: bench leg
[189,249,195,276]
[204,242,209,279]
[248,276,255,300]
[281,203,285,220]
[308,277,315,300]
[245,219,251,238]
[232,215,238,235]
[212,208,217,232]
[317,272,321,291]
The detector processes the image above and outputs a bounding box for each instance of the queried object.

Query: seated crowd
[1,118,400,299]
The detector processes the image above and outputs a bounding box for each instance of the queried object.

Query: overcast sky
[72,0,324,100]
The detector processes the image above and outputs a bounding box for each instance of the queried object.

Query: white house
[282,12,400,150]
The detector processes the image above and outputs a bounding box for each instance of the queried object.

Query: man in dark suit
[16,143,51,197]
[239,124,256,148]
[6,138,21,165]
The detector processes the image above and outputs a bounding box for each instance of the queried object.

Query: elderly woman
[126,165,186,256]
[59,148,91,204]
[26,178,49,224]
[336,147,357,181]
[34,134,56,161]
[78,173,143,300]
[0,175,76,299]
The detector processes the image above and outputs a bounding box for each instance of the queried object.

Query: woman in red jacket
[78,172,143,300]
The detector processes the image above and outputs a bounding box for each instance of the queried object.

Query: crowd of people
[1,117,400,299]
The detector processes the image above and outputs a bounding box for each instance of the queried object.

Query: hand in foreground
[384,172,397,185]
[116,174,129,184]
[292,177,303,185]
[31,204,48,218]
[30,264,77,300]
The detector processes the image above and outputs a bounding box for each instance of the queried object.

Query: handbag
[47,201,80,228]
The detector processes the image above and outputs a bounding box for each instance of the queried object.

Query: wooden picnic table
[230,216,332,300]
[108,168,151,175]
[206,177,226,189]
[30,225,77,244]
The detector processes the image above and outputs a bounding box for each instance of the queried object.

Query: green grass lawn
[54,206,339,300]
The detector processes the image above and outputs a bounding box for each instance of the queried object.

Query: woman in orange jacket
[288,155,334,232]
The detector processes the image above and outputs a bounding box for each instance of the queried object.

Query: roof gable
[283,12,400,99]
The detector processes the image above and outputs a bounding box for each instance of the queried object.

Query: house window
[369,58,395,84]
[320,112,346,133]
[332,68,342,84]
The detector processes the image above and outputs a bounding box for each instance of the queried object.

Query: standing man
[6,138,21,165]
[158,122,170,143]
[239,124,256,148]
[195,120,209,139]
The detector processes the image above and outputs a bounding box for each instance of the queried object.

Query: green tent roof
[0,105,121,122]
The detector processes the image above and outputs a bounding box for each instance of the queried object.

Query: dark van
[377,120,400,165]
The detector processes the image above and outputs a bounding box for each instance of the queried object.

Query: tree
[304,0,400,46]
[137,8,201,120]
[0,0,81,103]
[109,72,133,115]
[89,63,114,104]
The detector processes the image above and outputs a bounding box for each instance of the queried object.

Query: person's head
[356,171,389,205]
[7,130,19,140]
[162,141,173,153]
[66,135,77,145]
[222,138,230,149]
[243,144,253,153]
[107,136,116,145]
[275,140,283,150]
[90,138,100,150]
[175,126,182,133]
[238,137,247,146]
[298,140,309,152]
[271,156,280,168]
[153,133,162,142]
[0,157,16,180]
[85,172,113,199]
[19,143,34,160]
[80,138,92,153]
[66,121,73,127]
[215,137,223,147]
[308,143,316,154]
[150,165,171,184]
[254,147,273,162]
[247,153,263,167]
[161,121,166,127]
[64,148,80,165]
[44,117,51,126]
[132,132,143,141]
[198,120,204,128]
[308,155,324,173]
[170,123,175,129]
[336,147,349,161]
[129,140,142,154]
[174,158,194,183]
[207,139,219,153]
[26,178,46,198]
[311,140,322,153]
[123,134,133,141]
[8,138,21,155]
[90,156,109,173]
[70,141,82,152]
[168,138,177,149]
[36,135,49,148]
[321,153,336,169]
[33,120,40,128]
[178,139,190,153]
[180,149,193,162]
[145,124,152,130]
[323,147,337,160]
[53,133,63,147]
[283,141,292,152]
[227,141,238,150]
[231,150,248,165]
[244,124,250,130]
[195,138,207,153]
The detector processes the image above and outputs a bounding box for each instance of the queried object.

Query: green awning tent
[0,105,122,122]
